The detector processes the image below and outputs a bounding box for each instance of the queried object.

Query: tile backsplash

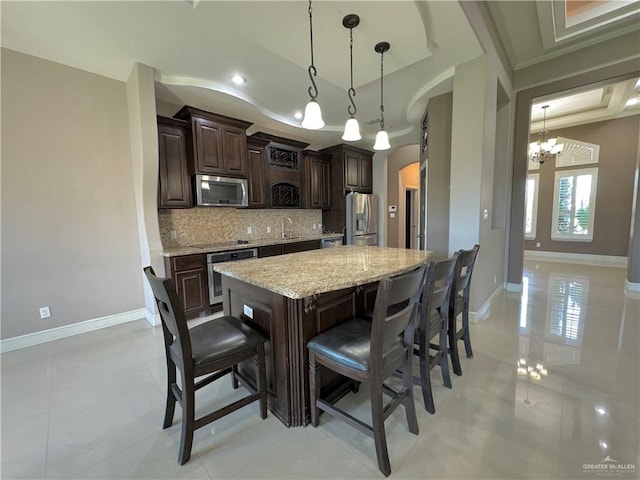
[159,208,323,247]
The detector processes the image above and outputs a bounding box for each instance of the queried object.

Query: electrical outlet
[247,226,252,235]
[313,224,317,230]
[39,306,51,319]
[170,230,177,240]
[266,226,271,233]
[536,242,541,248]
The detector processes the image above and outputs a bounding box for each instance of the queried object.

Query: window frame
[524,173,539,240]
[551,167,598,242]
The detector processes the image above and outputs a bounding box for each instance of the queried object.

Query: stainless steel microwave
[195,175,248,207]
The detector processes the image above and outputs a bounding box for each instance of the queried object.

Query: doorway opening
[405,188,418,249]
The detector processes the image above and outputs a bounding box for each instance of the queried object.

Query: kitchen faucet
[281,217,293,239]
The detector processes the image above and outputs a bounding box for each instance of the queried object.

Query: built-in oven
[207,248,257,305]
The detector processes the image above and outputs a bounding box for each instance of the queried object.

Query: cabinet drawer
[172,254,205,272]
[282,240,321,254]
[258,245,283,258]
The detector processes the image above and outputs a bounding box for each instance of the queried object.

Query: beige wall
[1,49,143,339]
[524,115,639,256]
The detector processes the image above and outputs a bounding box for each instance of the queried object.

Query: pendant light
[301,0,324,130]
[373,41,391,151]
[341,14,361,141]
[529,105,563,164]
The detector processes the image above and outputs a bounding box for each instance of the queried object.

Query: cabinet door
[344,152,360,191]
[359,154,373,192]
[174,268,207,318]
[309,157,322,209]
[158,124,192,208]
[193,117,224,174]
[247,145,267,208]
[320,159,331,209]
[222,126,247,177]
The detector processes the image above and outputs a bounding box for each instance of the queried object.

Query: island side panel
[297,285,379,425]
[222,274,380,427]
[221,275,292,427]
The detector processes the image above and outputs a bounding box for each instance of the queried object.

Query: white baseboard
[469,284,503,323]
[145,307,160,326]
[625,280,640,294]
[506,282,523,292]
[524,250,627,268]
[1,308,147,353]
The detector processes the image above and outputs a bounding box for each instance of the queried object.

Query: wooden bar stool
[413,255,458,413]
[448,245,480,376]
[307,265,426,477]
[144,266,267,465]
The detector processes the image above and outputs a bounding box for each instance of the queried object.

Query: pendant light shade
[341,14,361,141]
[302,100,324,130]
[373,129,390,151]
[342,117,361,141]
[373,41,390,151]
[302,0,324,130]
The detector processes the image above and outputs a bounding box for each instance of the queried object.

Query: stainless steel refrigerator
[346,192,378,245]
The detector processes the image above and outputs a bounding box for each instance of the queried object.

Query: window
[551,167,598,241]
[524,174,539,239]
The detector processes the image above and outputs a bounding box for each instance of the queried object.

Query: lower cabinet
[258,240,321,258]
[164,254,209,319]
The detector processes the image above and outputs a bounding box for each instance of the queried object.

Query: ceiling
[1,1,639,150]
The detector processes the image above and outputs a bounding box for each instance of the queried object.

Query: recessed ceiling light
[294,111,303,120]
[230,74,246,86]
[625,97,639,107]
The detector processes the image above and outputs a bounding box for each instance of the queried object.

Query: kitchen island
[214,245,432,427]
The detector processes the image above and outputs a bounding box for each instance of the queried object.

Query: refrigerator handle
[365,196,370,232]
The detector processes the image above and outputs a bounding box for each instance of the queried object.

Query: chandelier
[529,105,563,164]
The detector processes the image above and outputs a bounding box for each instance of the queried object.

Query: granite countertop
[213,245,433,299]
[161,233,344,257]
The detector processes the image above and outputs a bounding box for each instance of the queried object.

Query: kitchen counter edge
[161,233,344,257]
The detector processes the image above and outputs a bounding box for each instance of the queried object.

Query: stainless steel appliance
[346,192,378,245]
[195,175,248,207]
[207,248,257,305]
[321,238,343,248]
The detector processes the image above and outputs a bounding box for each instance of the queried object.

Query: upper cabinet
[246,137,269,209]
[157,116,192,209]
[251,132,309,209]
[174,106,252,178]
[320,144,373,194]
[302,150,331,209]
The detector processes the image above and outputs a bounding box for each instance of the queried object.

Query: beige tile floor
[1,261,638,479]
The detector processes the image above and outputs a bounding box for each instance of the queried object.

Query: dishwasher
[207,248,257,306]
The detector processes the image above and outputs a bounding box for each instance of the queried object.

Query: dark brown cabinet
[257,240,321,258]
[174,106,252,178]
[157,117,192,209]
[251,132,309,209]
[164,254,209,319]
[302,151,331,209]
[320,144,373,194]
[247,137,269,208]
[320,144,374,233]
